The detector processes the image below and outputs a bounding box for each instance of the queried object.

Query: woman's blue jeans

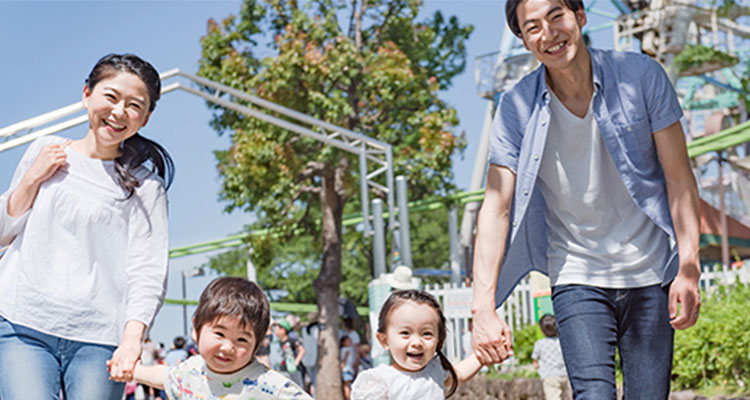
[0,315,125,400]
[551,284,674,400]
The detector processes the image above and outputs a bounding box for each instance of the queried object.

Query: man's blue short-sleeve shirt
[488,48,684,305]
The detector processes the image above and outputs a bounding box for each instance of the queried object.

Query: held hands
[669,266,701,330]
[471,309,513,365]
[107,336,142,382]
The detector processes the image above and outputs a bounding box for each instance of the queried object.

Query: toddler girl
[351,290,483,399]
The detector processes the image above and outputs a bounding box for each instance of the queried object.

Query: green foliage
[512,323,544,365]
[672,283,750,393]
[673,44,739,76]
[197,0,471,308]
[484,365,540,380]
[205,203,456,307]
[203,234,371,305]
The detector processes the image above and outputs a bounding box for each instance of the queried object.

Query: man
[470,0,701,398]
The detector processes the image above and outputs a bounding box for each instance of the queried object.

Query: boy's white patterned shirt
[165,355,311,400]
[531,337,567,379]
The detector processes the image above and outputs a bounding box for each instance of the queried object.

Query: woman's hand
[108,320,146,381]
[8,140,71,217]
[25,140,72,184]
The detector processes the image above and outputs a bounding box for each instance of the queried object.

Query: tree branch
[375,1,399,48]
[348,0,357,39]
[334,157,350,199]
[300,160,326,180]
[354,0,368,52]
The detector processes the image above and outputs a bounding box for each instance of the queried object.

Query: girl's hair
[85,53,175,198]
[378,290,459,398]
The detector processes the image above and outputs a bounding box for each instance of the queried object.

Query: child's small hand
[106,359,133,382]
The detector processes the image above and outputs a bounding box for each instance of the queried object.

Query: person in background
[340,335,356,399]
[255,325,272,368]
[164,336,188,366]
[140,337,161,400]
[340,317,361,376]
[532,314,569,400]
[0,53,174,400]
[301,312,320,395]
[357,343,372,371]
[275,318,305,388]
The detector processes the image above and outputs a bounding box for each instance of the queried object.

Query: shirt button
[523,189,529,196]
[627,127,632,132]
[541,120,547,126]
[512,221,518,227]
[533,154,539,161]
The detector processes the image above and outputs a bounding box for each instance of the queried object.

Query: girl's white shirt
[0,135,169,346]
[351,356,447,400]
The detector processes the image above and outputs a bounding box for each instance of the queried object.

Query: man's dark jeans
[551,284,674,400]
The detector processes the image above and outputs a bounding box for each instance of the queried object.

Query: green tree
[198,1,471,397]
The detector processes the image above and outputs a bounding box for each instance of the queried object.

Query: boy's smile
[195,315,256,374]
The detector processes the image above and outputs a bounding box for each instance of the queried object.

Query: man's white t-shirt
[537,89,669,288]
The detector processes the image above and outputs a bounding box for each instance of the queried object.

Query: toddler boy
[122,277,311,399]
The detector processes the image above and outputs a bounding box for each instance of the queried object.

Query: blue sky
[0,0,619,347]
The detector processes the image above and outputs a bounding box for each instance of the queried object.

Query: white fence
[425,275,534,363]
[426,263,750,363]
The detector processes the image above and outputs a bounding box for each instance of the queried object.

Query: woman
[0,53,174,399]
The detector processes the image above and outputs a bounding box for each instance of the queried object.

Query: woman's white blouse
[0,136,169,346]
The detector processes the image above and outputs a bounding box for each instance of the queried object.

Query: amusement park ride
[464,0,750,273]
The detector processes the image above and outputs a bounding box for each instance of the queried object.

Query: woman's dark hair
[192,277,271,355]
[85,53,174,197]
[378,290,459,398]
[539,314,558,337]
[505,0,584,38]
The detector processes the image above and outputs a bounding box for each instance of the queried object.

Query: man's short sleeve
[642,57,683,132]
[488,92,523,173]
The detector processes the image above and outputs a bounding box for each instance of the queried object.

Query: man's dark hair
[192,277,270,354]
[506,0,585,38]
[539,314,558,337]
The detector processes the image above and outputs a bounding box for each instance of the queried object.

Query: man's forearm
[471,165,516,315]
[668,179,700,277]
[471,212,510,315]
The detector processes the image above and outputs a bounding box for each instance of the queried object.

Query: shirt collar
[537,47,602,105]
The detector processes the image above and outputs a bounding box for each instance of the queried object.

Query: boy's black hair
[505,0,585,38]
[539,314,558,337]
[193,277,270,354]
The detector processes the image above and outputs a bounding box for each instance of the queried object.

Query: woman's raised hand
[7,140,71,217]
[25,140,72,185]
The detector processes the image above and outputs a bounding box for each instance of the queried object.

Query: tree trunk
[313,166,345,400]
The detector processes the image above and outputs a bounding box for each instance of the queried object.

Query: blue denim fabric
[551,284,674,400]
[0,315,125,400]
[488,48,685,304]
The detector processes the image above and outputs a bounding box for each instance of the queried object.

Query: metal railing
[0,68,397,241]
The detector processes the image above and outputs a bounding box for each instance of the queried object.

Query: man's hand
[669,267,701,330]
[471,309,513,365]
